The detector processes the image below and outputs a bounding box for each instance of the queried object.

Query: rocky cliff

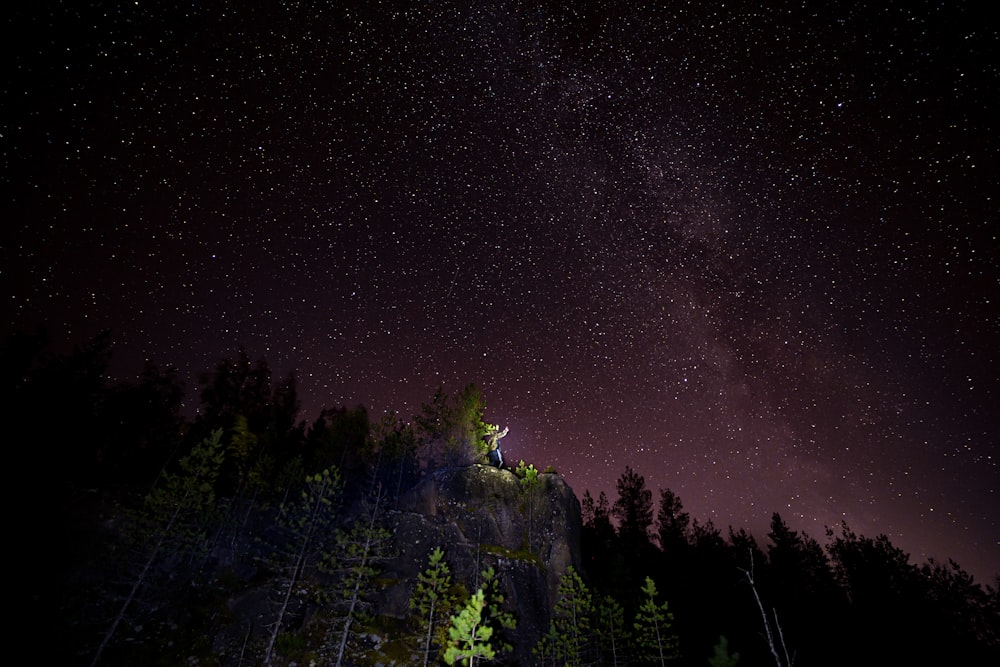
[200,463,582,665]
[379,463,583,664]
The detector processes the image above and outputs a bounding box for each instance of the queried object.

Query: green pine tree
[444,589,495,666]
[535,566,592,666]
[410,546,457,667]
[633,576,679,666]
[454,382,488,460]
[480,565,517,659]
[595,594,629,667]
[533,622,562,666]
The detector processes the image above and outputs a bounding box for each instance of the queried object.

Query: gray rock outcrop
[380,463,583,665]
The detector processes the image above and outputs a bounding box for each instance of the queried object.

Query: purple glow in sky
[5,1,997,583]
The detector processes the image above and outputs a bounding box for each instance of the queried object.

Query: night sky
[5,2,997,584]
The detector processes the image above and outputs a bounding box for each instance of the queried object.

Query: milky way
[5,2,997,583]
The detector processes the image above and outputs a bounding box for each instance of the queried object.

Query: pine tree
[410,546,457,667]
[632,576,679,666]
[369,411,420,505]
[533,623,562,667]
[610,468,656,612]
[449,382,488,465]
[414,385,451,442]
[325,484,394,667]
[590,490,615,539]
[454,382,488,456]
[766,512,841,661]
[89,429,226,667]
[444,589,495,666]
[535,566,593,666]
[261,466,343,666]
[581,489,618,600]
[480,565,517,659]
[613,466,654,546]
[656,488,691,553]
[594,594,629,667]
[203,414,265,560]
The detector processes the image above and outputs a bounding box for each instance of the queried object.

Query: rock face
[380,464,583,665]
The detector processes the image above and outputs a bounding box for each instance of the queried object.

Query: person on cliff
[485,424,509,468]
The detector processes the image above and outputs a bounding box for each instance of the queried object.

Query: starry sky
[4,2,997,583]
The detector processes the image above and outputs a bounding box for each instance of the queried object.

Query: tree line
[6,330,998,665]
[577,466,999,665]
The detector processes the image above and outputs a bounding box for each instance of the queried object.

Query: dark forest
[10,330,998,666]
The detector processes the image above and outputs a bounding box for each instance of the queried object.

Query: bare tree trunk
[334,577,360,667]
[421,597,437,667]
[238,620,253,667]
[263,477,332,665]
[654,617,667,667]
[334,490,383,667]
[739,549,795,667]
